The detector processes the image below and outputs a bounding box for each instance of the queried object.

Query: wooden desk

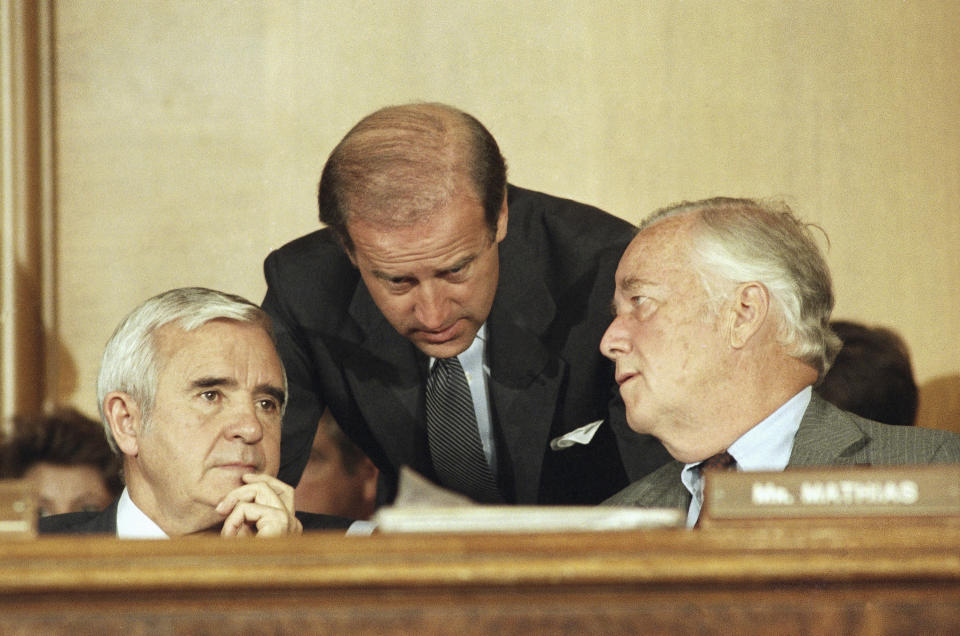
[1,523,958,634]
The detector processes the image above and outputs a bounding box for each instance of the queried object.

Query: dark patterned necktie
[695,451,737,528]
[425,356,502,503]
[700,451,737,473]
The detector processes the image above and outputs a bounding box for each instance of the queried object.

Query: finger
[219,502,302,537]
[220,504,257,537]
[216,480,284,515]
[256,510,302,537]
[242,473,296,511]
[216,476,299,536]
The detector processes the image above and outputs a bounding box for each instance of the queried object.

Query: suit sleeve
[262,252,326,487]
[930,431,960,462]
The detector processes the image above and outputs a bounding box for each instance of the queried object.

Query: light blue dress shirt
[681,386,812,527]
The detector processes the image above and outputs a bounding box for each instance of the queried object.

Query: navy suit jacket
[38,499,354,535]
[262,185,670,504]
[603,394,960,509]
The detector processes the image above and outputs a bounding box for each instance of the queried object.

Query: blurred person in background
[818,320,918,427]
[294,411,378,520]
[0,408,121,516]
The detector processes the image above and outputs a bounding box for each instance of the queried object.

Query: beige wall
[23,1,960,424]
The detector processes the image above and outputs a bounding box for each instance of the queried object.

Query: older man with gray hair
[40,287,352,537]
[600,198,960,526]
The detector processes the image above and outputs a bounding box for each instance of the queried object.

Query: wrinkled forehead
[617,217,697,282]
[153,319,281,373]
[638,212,699,247]
[349,191,489,256]
[344,167,478,226]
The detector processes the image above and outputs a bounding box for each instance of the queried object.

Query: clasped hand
[214,473,302,537]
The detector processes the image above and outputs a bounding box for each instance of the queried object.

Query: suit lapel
[789,393,870,466]
[487,305,563,503]
[344,284,432,474]
[605,461,690,509]
[68,499,120,534]
[97,499,120,534]
[484,211,564,503]
[608,395,878,509]
[339,204,569,495]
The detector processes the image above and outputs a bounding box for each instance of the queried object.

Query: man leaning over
[262,102,669,505]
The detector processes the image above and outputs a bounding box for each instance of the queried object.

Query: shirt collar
[728,386,811,471]
[116,487,169,539]
[459,322,487,373]
[429,323,487,368]
[680,386,812,527]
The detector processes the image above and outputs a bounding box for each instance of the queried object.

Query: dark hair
[0,408,123,494]
[318,103,507,252]
[817,320,918,426]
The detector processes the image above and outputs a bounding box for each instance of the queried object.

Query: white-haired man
[40,287,352,537]
[600,198,960,526]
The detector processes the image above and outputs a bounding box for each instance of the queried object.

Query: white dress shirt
[115,487,169,539]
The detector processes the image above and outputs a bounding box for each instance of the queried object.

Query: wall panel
[44,1,960,427]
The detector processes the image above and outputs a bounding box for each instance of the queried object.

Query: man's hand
[215,473,303,537]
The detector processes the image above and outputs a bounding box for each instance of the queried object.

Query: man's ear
[104,391,143,457]
[341,236,357,266]
[358,458,379,507]
[729,282,769,349]
[494,192,508,243]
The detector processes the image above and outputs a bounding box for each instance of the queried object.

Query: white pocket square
[550,419,603,450]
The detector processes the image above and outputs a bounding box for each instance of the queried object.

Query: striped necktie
[425,356,502,503]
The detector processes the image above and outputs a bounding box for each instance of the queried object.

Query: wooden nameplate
[700,464,960,529]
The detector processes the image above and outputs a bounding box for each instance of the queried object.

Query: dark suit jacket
[262,185,670,504]
[38,499,121,535]
[603,393,960,509]
[38,499,354,535]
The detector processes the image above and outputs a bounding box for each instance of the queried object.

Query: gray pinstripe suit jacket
[602,393,960,509]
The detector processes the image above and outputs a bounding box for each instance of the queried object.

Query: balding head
[318,103,507,252]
